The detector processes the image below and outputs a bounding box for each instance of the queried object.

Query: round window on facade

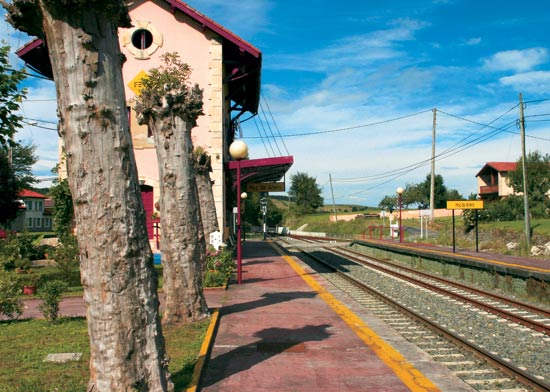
[121,21,163,60]
[132,29,154,51]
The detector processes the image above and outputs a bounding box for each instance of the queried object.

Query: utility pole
[519,93,531,249]
[329,173,338,222]
[430,108,436,222]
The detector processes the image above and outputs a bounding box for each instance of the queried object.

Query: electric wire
[244,108,433,138]
[259,101,283,156]
[332,105,520,184]
[252,116,274,157]
[253,116,276,157]
[261,91,290,155]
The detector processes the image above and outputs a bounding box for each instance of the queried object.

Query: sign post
[446,200,484,253]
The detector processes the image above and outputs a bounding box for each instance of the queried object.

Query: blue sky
[3,0,550,206]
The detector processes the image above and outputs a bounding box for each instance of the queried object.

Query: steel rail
[327,247,550,335]
[277,240,550,392]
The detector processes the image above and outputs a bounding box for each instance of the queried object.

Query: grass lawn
[0,316,209,392]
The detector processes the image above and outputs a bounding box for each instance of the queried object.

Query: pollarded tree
[1,1,172,390]
[194,147,219,244]
[289,172,323,214]
[134,53,208,324]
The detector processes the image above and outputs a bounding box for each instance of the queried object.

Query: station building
[17,0,292,246]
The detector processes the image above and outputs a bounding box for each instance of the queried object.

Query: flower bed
[203,246,235,288]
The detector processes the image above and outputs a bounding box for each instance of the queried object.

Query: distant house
[476,162,517,200]
[9,189,53,233]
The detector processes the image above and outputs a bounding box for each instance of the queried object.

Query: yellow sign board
[446,200,484,210]
[247,182,285,192]
[128,70,148,95]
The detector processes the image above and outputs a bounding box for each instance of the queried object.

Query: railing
[479,185,498,194]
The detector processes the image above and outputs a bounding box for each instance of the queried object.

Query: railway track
[276,235,550,392]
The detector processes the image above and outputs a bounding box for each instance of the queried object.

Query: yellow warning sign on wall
[128,70,148,95]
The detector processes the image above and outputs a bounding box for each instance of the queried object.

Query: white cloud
[464,37,482,46]
[267,18,429,72]
[499,71,550,93]
[183,0,273,38]
[482,48,549,72]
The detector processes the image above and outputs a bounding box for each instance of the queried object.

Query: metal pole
[236,159,242,284]
[399,194,403,242]
[475,210,479,252]
[329,173,338,222]
[452,209,456,253]
[430,108,436,222]
[519,93,531,249]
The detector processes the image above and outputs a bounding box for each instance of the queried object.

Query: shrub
[53,235,80,282]
[38,280,68,322]
[0,232,45,271]
[203,246,235,287]
[0,273,22,319]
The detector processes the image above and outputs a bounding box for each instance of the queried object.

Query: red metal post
[398,194,403,243]
[236,159,243,284]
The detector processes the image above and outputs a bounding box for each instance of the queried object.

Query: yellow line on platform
[272,243,441,392]
[186,308,220,392]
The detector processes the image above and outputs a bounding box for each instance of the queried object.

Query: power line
[332,105,520,185]
[244,108,433,139]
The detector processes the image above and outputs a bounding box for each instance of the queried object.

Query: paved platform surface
[198,240,473,392]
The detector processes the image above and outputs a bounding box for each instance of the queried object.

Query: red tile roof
[475,162,517,177]
[18,189,47,199]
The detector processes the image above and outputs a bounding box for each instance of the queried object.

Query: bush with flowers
[203,246,235,287]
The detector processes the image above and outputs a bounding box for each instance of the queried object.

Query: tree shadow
[200,324,333,389]
[220,291,318,316]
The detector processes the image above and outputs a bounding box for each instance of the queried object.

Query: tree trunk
[152,115,209,324]
[194,152,219,245]
[26,2,172,390]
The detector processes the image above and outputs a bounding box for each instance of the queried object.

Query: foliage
[0,43,26,149]
[38,280,68,322]
[53,234,79,282]
[288,172,323,215]
[380,174,463,210]
[0,273,22,319]
[49,178,74,239]
[242,193,284,227]
[0,150,19,224]
[9,142,38,190]
[203,246,235,287]
[135,52,203,124]
[378,195,397,211]
[0,232,44,270]
[506,151,550,215]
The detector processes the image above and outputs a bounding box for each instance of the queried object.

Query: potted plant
[21,273,41,295]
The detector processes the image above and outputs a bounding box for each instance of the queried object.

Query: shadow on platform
[201,324,333,388]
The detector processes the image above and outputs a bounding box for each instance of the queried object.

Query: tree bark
[152,115,209,324]
[194,151,219,245]
[4,2,173,390]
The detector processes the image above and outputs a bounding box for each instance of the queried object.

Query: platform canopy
[227,156,293,189]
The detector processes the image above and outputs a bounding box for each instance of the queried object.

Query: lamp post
[396,187,404,243]
[241,192,247,242]
[229,140,248,284]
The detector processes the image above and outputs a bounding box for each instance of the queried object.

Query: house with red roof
[16,0,292,248]
[9,189,53,233]
[476,162,518,200]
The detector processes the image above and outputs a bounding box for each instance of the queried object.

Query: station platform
[353,238,550,281]
[195,240,474,392]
